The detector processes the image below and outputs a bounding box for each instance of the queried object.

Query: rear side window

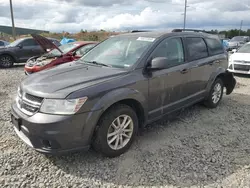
[205,38,224,55]
[0,41,4,46]
[21,39,39,47]
[185,37,208,61]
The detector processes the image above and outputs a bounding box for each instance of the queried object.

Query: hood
[231,53,250,61]
[31,34,63,53]
[21,62,127,99]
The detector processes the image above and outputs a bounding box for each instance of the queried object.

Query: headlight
[40,97,88,115]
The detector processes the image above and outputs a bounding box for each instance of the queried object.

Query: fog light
[42,140,52,149]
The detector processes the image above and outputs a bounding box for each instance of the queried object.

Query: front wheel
[0,55,14,68]
[92,104,138,157]
[204,78,224,108]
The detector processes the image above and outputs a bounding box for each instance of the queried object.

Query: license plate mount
[11,114,21,131]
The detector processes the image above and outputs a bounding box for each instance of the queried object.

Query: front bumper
[24,65,43,75]
[228,63,250,75]
[11,103,101,155]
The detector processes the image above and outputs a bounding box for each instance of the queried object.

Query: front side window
[8,38,25,47]
[151,38,184,68]
[186,37,208,61]
[237,43,250,53]
[205,38,224,55]
[80,36,155,68]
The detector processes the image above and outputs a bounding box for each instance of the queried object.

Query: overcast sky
[0,0,249,32]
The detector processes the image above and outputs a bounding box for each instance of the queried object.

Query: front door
[147,37,187,120]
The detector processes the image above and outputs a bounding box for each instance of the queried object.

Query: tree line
[208,29,250,39]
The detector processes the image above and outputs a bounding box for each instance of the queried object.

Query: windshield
[48,42,80,56]
[237,43,250,53]
[80,36,155,68]
[230,36,246,42]
[7,38,24,47]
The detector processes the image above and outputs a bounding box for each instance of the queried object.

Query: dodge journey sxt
[11,29,236,157]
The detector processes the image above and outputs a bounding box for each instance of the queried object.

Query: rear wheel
[92,104,138,157]
[0,55,14,68]
[204,78,224,108]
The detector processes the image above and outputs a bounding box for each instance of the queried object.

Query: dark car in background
[11,29,236,157]
[0,36,60,68]
[227,36,249,51]
[24,36,97,75]
[0,40,9,48]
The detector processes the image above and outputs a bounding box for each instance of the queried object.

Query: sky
[0,0,249,33]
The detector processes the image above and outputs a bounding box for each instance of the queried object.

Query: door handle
[180,69,188,74]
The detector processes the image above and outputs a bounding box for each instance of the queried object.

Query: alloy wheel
[107,115,134,150]
[212,83,222,104]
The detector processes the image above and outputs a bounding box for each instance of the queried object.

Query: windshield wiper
[83,60,112,67]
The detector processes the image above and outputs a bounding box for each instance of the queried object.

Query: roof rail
[131,30,151,33]
[172,29,212,34]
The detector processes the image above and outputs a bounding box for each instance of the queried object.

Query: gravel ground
[1,66,250,188]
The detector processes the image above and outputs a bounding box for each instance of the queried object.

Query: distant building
[0,25,49,36]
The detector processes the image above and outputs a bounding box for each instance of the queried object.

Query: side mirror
[232,49,237,53]
[148,57,168,71]
[17,44,23,49]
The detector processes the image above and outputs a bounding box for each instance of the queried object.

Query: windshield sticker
[137,37,155,42]
[124,64,131,67]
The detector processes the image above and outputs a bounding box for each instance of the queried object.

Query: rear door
[16,39,43,61]
[182,37,210,97]
[205,37,226,73]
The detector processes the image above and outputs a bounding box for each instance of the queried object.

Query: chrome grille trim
[16,88,44,116]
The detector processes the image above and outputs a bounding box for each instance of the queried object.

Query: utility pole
[10,0,16,40]
[183,0,187,30]
[239,20,243,36]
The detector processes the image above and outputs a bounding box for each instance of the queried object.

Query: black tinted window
[186,38,208,61]
[152,38,184,68]
[21,39,39,46]
[0,41,4,46]
[205,38,224,55]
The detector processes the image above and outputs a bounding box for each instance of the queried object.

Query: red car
[24,34,98,75]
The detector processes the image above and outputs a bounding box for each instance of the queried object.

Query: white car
[228,42,250,74]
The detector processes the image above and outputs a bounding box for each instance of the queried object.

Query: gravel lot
[1,66,250,188]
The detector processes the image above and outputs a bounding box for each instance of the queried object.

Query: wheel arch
[206,68,236,96]
[0,53,17,62]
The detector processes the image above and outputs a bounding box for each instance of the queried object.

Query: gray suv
[11,29,236,157]
[0,37,60,68]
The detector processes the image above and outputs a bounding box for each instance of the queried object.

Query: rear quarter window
[205,38,224,55]
[185,37,208,61]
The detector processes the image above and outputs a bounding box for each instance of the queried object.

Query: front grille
[234,60,250,64]
[16,89,43,116]
[234,64,250,71]
[25,93,43,103]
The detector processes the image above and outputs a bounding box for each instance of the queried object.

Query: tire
[92,104,138,157]
[204,78,224,108]
[0,55,14,68]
